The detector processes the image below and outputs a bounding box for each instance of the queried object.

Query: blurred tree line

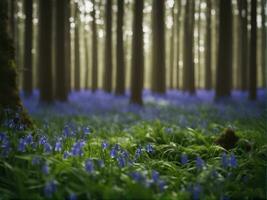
[0,0,266,110]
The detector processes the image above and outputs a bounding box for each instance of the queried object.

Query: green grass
[0,103,266,200]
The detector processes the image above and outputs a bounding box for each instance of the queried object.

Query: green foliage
[0,110,266,199]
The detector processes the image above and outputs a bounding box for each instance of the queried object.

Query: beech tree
[23,0,33,96]
[0,0,32,127]
[130,0,144,105]
[39,0,53,103]
[215,0,232,99]
[151,0,166,94]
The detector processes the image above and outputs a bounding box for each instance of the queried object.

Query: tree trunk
[74,3,81,91]
[130,0,144,105]
[169,2,175,89]
[84,28,90,90]
[237,0,248,91]
[249,0,257,100]
[151,0,166,94]
[0,0,32,128]
[197,0,201,88]
[176,0,182,89]
[91,0,98,92]
[55,0,67,101]
[183,0,195,95]
[261,0,266,88]
[65,0,71,93]
[205,0,212,90]
[215,0,232,99]
[115,0,125,95]
[23,0,33,96]
[39,0,53,103]
[103,0,113,93]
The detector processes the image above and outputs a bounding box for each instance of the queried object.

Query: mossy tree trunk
[130,0,144,105]
[0,0,32,128]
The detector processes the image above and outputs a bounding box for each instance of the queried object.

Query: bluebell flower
[192,184,202,200]
[114,144,120,151]
[25,134,33,145]
[18,138,26,152]
[32,156,41,165]
[196,156,204,170]
[221,152,229,168]
[71,140,86,156]
[42,163,50,175]
[130,171,145,183]
[121,150,129,159]
[98,159,105,168]
[63,126,71,137]
[101,141,108,150]
[44,180,56,198]
[110,148,117,158]
[83,126,91,135]
[85,159,94,173]
[158,180,166,192]
[54,141,62,152]
[63,151,70,159]
[0,132,7,141]
[229,153,237,168]
[44,143,52,153]
[39,136,47,145]
[180,153,188,165]
[134,146,142,159]
[117,156,126,168]
[151,170,159,182]
[68,193,77,200]
[145,144,153,154]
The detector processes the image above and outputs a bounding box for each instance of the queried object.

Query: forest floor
[0,90,266,199]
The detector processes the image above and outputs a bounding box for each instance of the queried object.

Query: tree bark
[65,0,71,93]
[237,0,248,91]
[249,0,257,100]
[103,0,113,93]
[215,0,232,99]
[205,0,212,90]
[261,0,266,88]
[176,0,182,89]
[151,0,166,94]
[23,0,33,96]
[130,0,144,105]
[55,0,68,101]
[0,0,32,128]
[39,0,53,103]
[183,0,195,95]
[74,3,81,91]
[91,0,98,92]
[84,28,89,89]
[169,2,175,89]
[115,0,125,95]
